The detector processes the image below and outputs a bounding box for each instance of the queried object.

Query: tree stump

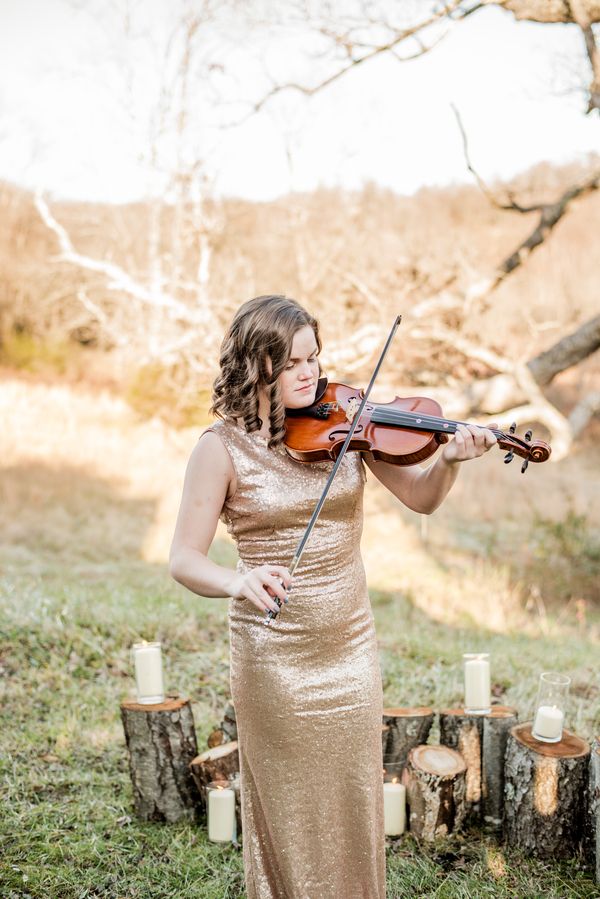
[504,722,590,859]
[382,707,434,775]
[586,736,600,884]
[120,696,200,823]
[402,744,467,840]
[190,741,240,805]
[439,705,517,830]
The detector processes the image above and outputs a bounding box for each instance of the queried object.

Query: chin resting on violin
[168,293,548,899]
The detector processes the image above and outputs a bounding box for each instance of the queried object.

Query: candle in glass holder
[132,641,164,704]
[532,672,570,743]
[463,652,491,714]
[533,705,564,741]
[207,781,236,842]
[383,770,406,836]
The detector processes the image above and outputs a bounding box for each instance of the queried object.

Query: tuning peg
[504,451,514,464]
[509,421,517,435]
[524,430,532,442]
[521,459,529,474]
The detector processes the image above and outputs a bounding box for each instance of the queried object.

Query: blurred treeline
[1,156,598,425]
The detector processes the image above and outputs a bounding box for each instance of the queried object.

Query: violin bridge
[346,397,360,423]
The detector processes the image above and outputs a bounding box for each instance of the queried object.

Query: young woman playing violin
[169,294,498,899]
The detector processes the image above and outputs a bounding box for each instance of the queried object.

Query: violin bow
[265,315,402,624]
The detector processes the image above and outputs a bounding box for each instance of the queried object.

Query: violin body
[284,379,551,471]
[285,381,448,465]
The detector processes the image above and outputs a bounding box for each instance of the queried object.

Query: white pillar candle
[533,705,564,742]
[464,656,491,713]
[383,780,406,836]
[132,641,164,704]
[207,782,236,842]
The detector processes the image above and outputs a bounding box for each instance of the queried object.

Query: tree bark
[498,1,600,24]
[403,744,467,840]
[439,706,518,830]
[527,313,600,386]
[587,737,600,884]
[120,696,200,823]
[382,707,434,775]
[504,723,590,859]
[190,741,240,805]
[207,700,238,747]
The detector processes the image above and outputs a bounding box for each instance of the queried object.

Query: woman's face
[278,325,320,409]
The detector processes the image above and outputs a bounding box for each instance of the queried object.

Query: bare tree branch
[249,0,464,114]
[527,313,600,384]
[490,1,600,25]
[34,192,209,326]
[496,170,600,280]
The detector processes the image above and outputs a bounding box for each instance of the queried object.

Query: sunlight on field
[2,374,599,642]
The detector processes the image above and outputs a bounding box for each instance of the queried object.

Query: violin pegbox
[497,423,550,473]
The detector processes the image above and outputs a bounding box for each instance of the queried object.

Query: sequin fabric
[205,419,385,899]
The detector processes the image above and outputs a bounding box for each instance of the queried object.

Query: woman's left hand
[441,422,498,464]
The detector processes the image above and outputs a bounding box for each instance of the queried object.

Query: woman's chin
[286,390,316,408]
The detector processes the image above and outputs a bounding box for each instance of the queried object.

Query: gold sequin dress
[206,419,385,899]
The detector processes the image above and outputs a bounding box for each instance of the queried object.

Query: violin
[284,378,551,473]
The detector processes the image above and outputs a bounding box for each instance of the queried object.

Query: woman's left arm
[364,423,497,514]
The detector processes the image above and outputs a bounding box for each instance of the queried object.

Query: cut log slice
[120,696,200,823]
[403,744,467,840]
[190,741,240,804]
[504,722,590,859]
[383,707,434,775]
[439,705,517,829]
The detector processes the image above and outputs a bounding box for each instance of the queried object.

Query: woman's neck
[256,391,271,437]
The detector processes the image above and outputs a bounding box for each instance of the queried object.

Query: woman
[169,295,497,899]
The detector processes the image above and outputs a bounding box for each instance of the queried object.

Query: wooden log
[120,696,200,823]
[207,701,238,747]
[481,706,519,832]
[504,722,590,859]
[439,705,517,829]
[382,707,434,775]
[402,744,467,840]
[190,741,240,805]
[586,736,600,884]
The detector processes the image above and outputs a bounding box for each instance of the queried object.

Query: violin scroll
[496,421,551,473]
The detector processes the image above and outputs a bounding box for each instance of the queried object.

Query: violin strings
[370,406,506,438]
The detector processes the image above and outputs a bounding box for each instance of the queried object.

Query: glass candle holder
[131,641,164,704]
[207,780,236,843]
[463,652,491,715]
[532,672,570,743]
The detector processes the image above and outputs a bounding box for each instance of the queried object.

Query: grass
[1,374,599,898]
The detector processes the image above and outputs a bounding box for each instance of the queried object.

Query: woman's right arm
[168,431,290,613]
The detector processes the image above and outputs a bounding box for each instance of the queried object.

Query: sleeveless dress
[205,419,385,899]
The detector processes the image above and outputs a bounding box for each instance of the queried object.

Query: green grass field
[1,376,599,898]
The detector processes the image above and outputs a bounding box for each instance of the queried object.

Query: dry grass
[2,371,599,627]
[1,373,599,897]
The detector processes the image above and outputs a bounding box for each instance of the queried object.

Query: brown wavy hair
[211,295,321,447]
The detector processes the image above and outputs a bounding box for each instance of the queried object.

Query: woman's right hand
[227,565,292,614]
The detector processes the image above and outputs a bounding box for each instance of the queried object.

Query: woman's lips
[296,383,314,392]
